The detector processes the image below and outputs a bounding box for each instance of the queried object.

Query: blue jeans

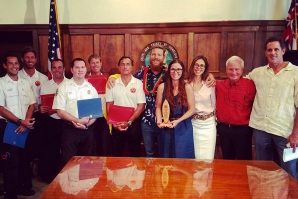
[141,122,161,157]
[253,129,297,179]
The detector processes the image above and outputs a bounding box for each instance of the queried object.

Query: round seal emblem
[139,41,179,69]
[130,88,136,93]
[35,81,40,86]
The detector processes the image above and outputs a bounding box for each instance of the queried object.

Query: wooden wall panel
[162,34,188,69]
[194,33,221,77]
[131,34,156,74]
[100,35,125,73]
[68,35,93,73]
[38,35,48,73]
[0,21,285,79]
[225,32,255,75]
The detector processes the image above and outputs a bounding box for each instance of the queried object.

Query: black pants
[92,117,111,156]
[39,115,64,182]
[0,119,32,196]
[26,111,48,161]
[60,121,94,167]
[111,117,142,157]
[217,122,253,160]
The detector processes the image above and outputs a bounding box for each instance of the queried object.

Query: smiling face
[89,58,102,74]
[71,60,87,80]
[22,52,37,69]
[51,60,64,80]
[150,48,165,71]
[169,62,183,81]
[3,56,20,78]
[226,60,243,83]
[193,59,206,77]
[265,41,285,66]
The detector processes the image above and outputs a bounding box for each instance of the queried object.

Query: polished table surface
[39,156,298,198]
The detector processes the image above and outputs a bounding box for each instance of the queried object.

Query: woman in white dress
[188,55,216,160]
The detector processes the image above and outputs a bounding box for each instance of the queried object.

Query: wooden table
[39,156,298,198]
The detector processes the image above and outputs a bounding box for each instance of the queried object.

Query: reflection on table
[39,156,298,199]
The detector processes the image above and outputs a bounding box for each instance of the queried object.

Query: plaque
[161,99,173,128]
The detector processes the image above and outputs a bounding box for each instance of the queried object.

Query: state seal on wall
[139,41,179,69]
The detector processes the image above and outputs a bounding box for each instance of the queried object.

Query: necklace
[143,67,165,96]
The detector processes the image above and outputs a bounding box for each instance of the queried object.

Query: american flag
[48,0,62,79]
[282,0,298,50]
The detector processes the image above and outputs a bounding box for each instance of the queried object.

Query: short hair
[51,58,64,68]
[150,44,166,56]
[264,37,285,50]
[21,46,37,58]
[2,54,20,65]
[226,56,244,68]
[71,58,86,68]
[88,54,101,63]
[117,56,133,66]
[108,67,120,76]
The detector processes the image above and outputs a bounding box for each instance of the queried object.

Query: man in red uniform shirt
[216,56,256,160]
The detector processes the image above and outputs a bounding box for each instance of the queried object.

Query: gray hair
[226,56,244,68]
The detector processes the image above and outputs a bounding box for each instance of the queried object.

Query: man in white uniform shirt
[52,58,98,167]
[0,54,36,199]
[18,46,48,163]
[39,59,68,183]
[106,56,146,157]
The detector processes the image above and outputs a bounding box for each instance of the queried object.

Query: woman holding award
[188,55,216,160]
[155,59,195,158]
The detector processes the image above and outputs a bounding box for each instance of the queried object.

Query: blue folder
[3,122,30,148]
[77,98,103,119]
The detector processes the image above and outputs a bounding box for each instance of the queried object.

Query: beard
[150,59,164,72]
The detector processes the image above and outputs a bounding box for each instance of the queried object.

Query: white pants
[192,116,216,160]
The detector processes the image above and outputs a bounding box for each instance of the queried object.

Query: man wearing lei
[108,45,215,157]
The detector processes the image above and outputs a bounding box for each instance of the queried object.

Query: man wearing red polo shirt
[216,56,256,160]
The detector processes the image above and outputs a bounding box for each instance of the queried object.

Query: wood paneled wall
[0,21,284,78]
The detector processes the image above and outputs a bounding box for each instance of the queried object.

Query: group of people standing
[0,36,298,199]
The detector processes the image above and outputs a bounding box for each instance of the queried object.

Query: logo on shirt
[139,41,179,69]
[87,90,91,94]
[55,89,59,96]
[130,88,136,93]
[35,81,40,86]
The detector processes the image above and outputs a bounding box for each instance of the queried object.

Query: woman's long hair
[188,55,209,82]
[164,59,188,110]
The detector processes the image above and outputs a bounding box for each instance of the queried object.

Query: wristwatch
[16,119,22,126]
[84,124,88,130]
[127,120,132,127]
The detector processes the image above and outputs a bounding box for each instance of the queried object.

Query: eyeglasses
[194,63,205,69]
[170,68,183,73]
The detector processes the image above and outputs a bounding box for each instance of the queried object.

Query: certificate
[77,98,103,118]
[3,122,30,148]
[85,75,108,94]
[107,105,134,124]
[40,94,56,115]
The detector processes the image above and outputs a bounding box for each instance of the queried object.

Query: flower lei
[143,67,165,96]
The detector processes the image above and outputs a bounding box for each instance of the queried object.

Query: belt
[217,122,248,128]
[192,112,214,120]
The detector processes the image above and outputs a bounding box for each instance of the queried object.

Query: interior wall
[0,0,291,24]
